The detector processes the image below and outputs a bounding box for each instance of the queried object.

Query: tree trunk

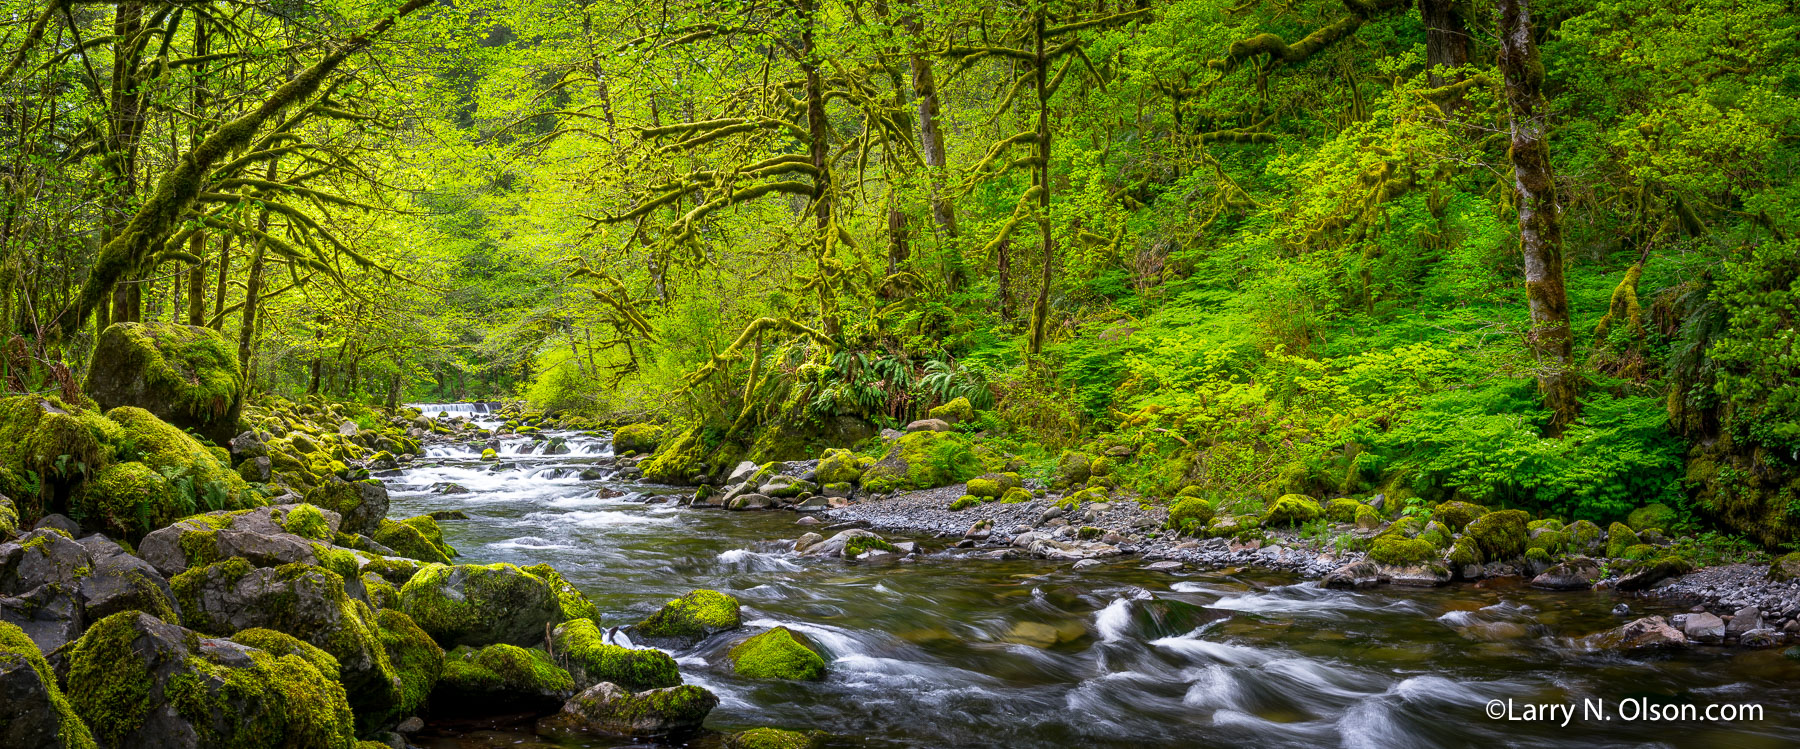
[1026,11,1055,355]
[237,158,280,376]
[800,0,838,337]
[903,9,959,287]
[185,11,209,327]
[211,234,231,329]
[1498,0,1577,432]
[1421,0,1470,114]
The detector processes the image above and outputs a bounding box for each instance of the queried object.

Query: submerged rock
[544,682,717,739]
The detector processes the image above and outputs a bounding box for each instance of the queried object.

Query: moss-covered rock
[0,620,97,749]
[1262,494,1322,527]
[1605,522,1641,559]
[728,627,826,680]
[641,426,707,484]
[276,503,333,542]
[1370,536,1438,566]
[1430,501,1488,532]
[949,495,980,511]
[1462,509,1530,561]
[435,644,575,709]
[86,323,244,446]
[1567,519,1604,553]
[1166,496,1214,534]
[1627,503,1676,533]
[302,479,386,538]
[842,535,898,558]
[813,448,869,486]
[1324,498,1362,523]
[999,487,1033,504]
[612,423,665,455]
[372,516,455,564]
[927,397,975,424]
[375,609,443,720]
[84,462,178,540]
[230,628,342,684]
[65,611,356,749]
[1771,552,1800,582]
[362,557,425,586]
[551,618,682,692]
[1051,451,1093,490]
[860,431,981,493]
[523,563,600,623]
[964,477,1004,499]
[398,563,563,648]
[548,682,718,739]
[634,589,741,640]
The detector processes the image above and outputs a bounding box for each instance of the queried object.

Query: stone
[760,476,816,498]
[398,562,563,648]
[1530,557,1602,591]
[904,418,952,432]
[550,618,679,691]
[434,643,575,710]
[1678,612,1725,643]
[633,590,742,640]
[137,504,343,578]
[1141,561,1184,572]
[1593,616,1687,651]
[1323,560,1381,589]
[1739,628,1780,648]
[546,682,717,739]
[76,535,178,623]
[0,620,95,748]
[1727,607,1763,638]
[728,626,826,680]
[1614,557,1694,591]
[726,461,760,484]
[32,514,81,537]
[65,611,356,748]
[85,322,244,445]
[304,479,389,538]
[729,494,774,511]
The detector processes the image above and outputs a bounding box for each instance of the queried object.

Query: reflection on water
[392,432,1800,749]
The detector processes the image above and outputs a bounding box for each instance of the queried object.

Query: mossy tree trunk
[1498,0,1578,432]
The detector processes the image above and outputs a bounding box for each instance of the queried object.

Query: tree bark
[903,9,959,287]
[1027,10,1054,355]
[1498,0,1577,432]
[186,10,210,327]
[800,0,838,336]
[1421,0,1470,113]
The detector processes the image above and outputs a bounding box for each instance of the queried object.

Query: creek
[386,420,1800,748]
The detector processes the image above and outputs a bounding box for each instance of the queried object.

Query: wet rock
[0,583,85,656]
[1003,620,1088,648]
[304,479,389,537]
[760,476,816,498]
[399,562,562,648]
[1141,560,1184,573]
[1383,563,1452,587]
[551,618,680,691]
[1614,557,1694,591]
[1,528,92,595]
[1530,557,1602,591]
[1072,559,1104,571]
[432,482,470,494]
[729,626,826,680]
[138,504,342,577]
[229,430,268,463]
[796,516,821,526]
[965,519,993,541]
[544,682,718,739]
[799,529,885,558]
[1323,560,1380,590]
[64,611,355,748]
[729,494,774,511]
[726,461,760,484]
[634,590,742,640]
[435,643,575,710]
[794,497,828,510]
[1727,606,1763,638]
[1593,616,1687,651]
[1739,628,1781,648]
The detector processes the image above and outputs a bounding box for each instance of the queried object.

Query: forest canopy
[3,0,1799,545]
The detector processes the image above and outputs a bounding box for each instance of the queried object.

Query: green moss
[1430,501,1488,532]
[965,478,1003,498]
[0,620,98,749]
[1262,494,1322,527]
[371,518,453,564]
[860,431,981,493]
[641,426,707,483]
[553,618,682,691]
[1446,537,1480,567]
[1621,543,1661,560]
[843,536,899,557]
[523,563,600,623]
[397,562,558,648]
[362,557,425,585]
[1525,547,1553,566]
[375,609,443,718]
[728,626,826,680]
[90,323,242,425]
[814,448,868,485]
[1370,536,1438,566]
[303,482,362,521]
[1462,509,1529,561]
[232,628,343,684]
[1567,519,1603,551]
[999,487,1033,503]
[1772,552,1800,582]
[1606,522,1641,558]
[85,462,177,540]
[1324,498,1362,523]
[927,397,974,423]
[440,644,573,697]
[1166,496,1214,534]
[634,589,741,639]
[65,612,156,748]
[1627,503,1676,532]
[1378,516,1424,539]
[613,423,666,454]
[949,495,980,511]
[278,504,333,541]
[1527,518,1565,533]
[104,406,254,516]
[307,543,361,582]
[480,448,498,461]
[727,727,820,749]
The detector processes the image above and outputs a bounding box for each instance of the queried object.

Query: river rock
[1383,563,1452,587]
[634,590,742,640]
[1530,557,1602,590]
[1614,557,1694,591]
[793,532,824,552]
[799,529,880,558]
[545,682,718,739]
[85,322,245,446]
[1593,615,1687,651]
[171,559,401,723]
[904,418,951,432]
[434,643,575,710]
[138,504,341,577]
[1673,612,1726,643]
[304,479,389,537]
[1727,607,1763,638]
[1323,560,1380,589]
[64,611,356,748]
[1739,628,1781,648]
[729,494,774,511]
[0,583,85,657]
[399,562,562,648]
[761,476,816,498]
[729,626,826,680]
[75,534,178,623]
[727,461,760,484]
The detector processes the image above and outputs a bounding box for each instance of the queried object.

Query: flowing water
[386,427,1800,749]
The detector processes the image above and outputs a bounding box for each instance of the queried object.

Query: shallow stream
[386,422,1800,748]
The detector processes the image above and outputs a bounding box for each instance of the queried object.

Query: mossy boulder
[612,423,665,455]
[1051,451,1093,490]
[398,562,563,648]
[999,487,1033,504]
[949,495,980,511]
[135,504,343,578]
[1371,536,1438,566]
[1166,497,1214,534]
[375,609,443,720]
[65,611,356,749]
[964,477,1004,499]
[1566,519,1604,554]
[1324,498,1363,523]
[860,431,981,493]
[728,626,826,680]
[1461,509,1530,561]
[1430,501,1488,532]
[435,644,574,709]
[641,427,707,484]
[1605,522,1641,559]
[523,563,600,623]
[548,682,718,739]
[169,560,401,731]
[69,406,258,542]
[372,516,455,564]
[0,620,96,749]
[551,618,682,691]
[813,448,868,486]
[927,397,975,424]
[230,628,343,684]
[1262,494,1322,527]
[0,494,17,537]
[86,323,244,446]
[1771,552,1800,582]
[633,589,742,640]
[1627,503,1676,533]
[303,479,388,538]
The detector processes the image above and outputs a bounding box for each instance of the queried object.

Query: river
[383,423,1800,748]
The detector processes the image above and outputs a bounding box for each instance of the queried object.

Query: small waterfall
[406,402,501,415]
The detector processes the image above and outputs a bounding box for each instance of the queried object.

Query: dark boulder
[85,322,243,446]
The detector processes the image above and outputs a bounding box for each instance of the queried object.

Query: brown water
[386,426,1800,748]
